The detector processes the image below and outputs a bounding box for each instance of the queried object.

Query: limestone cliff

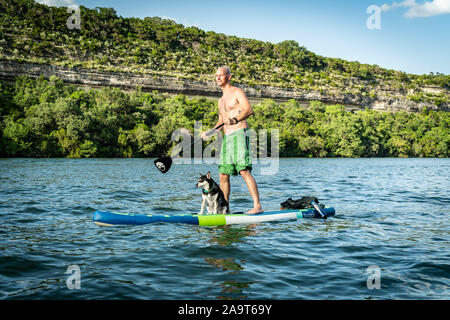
[0,60,448,112]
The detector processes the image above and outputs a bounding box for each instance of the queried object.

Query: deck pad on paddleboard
[93,207,335,226]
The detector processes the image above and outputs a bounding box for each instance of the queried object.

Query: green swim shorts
[219,128,252,176]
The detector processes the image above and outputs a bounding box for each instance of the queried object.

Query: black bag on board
[280,197,324,210]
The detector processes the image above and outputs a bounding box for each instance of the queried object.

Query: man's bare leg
[239,170,263,214]
[219,173,230,202]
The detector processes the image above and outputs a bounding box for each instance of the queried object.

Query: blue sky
[37,0,450,75]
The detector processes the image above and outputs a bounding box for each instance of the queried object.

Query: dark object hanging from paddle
[154,123,225,174]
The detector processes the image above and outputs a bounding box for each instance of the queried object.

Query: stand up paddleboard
[93,207,335,227]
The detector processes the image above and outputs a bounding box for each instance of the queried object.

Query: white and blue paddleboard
[93,207,335,226]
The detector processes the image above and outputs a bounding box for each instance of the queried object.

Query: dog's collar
[202,182,218,195]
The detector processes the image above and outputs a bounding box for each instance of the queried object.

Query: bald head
[217,66,231,76]
[215,66,232,87]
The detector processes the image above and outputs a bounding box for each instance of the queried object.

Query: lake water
[0,158,448,300]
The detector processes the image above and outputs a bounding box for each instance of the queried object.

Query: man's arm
[229,88,253,124]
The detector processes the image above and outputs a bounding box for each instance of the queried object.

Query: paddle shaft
[310,201,327,219]
[172,122,224,159]
[194,122,224,147]
[154,123,225,173]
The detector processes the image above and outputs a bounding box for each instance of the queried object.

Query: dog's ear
[206,171,211,179]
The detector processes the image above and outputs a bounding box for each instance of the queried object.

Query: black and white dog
[196,172,229,214]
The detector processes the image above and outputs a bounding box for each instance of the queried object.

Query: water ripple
[0,158,449,299]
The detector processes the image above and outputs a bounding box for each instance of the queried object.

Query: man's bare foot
[246,207,264,215]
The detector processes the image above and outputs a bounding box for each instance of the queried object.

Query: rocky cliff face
[0,60,448,112]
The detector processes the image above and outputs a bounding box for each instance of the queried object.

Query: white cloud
[35,0,77,7]
[381,0,450,18]
[381,0,416,11]
[406,0,450,17]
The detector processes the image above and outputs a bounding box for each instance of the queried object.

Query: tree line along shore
[1,75,448,158]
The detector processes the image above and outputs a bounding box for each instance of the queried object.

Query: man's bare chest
[220,97,240,112]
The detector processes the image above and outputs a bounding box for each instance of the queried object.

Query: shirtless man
[202,67,263,214]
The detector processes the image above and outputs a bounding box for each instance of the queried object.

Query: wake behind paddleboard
[93,207,335,227]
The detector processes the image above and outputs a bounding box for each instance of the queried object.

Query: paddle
[310,200,327,219]
[154,123,225,173]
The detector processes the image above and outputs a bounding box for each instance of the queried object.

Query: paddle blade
[154,157,172,173]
